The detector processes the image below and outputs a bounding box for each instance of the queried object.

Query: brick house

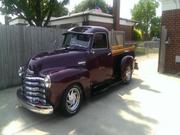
[159,0,180,74]
[9,10,137,41]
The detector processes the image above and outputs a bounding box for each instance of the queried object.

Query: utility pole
[113,0,120,30]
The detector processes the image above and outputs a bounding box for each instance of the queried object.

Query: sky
[0,0,162,24]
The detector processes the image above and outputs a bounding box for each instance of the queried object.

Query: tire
[60,84,82,116]
[121,65,132,84]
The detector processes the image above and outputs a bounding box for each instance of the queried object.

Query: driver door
[87,33,113,85]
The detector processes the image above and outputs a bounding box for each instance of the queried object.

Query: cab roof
[67,26,109,34]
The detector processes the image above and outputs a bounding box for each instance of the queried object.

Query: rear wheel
[121,65,132,84]
[60,85,82,116]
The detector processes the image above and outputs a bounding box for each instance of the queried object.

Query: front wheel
[121,65,132,84]
[60,85,82,116]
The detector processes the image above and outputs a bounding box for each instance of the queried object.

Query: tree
[74,0,112,14]
[150,16,161,38]
[51,1,68,17]
[0,0,69,27]
[131,0,159,40]
[134,28,143,41]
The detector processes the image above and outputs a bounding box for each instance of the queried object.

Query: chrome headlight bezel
[44,75,51,88]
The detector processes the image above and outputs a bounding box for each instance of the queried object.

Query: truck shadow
[1,77,159,135]
[87,77,159,123]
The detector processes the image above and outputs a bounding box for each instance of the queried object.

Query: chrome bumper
[17,89,53,114]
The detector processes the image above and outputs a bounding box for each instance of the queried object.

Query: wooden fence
[0,25,66,89]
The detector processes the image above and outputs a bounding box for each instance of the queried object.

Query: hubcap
[66,87,80,112]
[125,66,132,81]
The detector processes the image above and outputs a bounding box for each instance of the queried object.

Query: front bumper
[17,89,53,114]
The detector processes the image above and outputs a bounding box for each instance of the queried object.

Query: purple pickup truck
[17,26,137,116]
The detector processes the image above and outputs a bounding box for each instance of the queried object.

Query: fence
[0,25,66,89]
[135,41,160,56]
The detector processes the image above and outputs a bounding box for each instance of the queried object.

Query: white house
[160,0,180,11]
[8,10,137,41]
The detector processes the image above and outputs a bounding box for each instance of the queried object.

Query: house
[158,0,180,74]
[8,10,137,41]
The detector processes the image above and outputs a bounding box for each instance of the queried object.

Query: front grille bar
[25,91,46,99]
[25,76,45,82]
[25,86,46,93]
[25,81,45,88]
[26,95,46,104]
[22,68,47,105]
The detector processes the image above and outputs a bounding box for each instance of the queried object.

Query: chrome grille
[22,68,47,105]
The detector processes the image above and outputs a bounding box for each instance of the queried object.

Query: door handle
[107,52,111,56]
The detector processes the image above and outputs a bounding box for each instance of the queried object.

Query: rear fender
[49,68,90,107]
[121,55,134,73]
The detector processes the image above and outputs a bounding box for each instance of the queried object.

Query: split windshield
[63,33,91,48]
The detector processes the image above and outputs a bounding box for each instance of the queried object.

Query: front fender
[50,68,89,82]
[48,67,90,107]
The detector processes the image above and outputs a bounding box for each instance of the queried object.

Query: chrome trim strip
[78,61,86,65]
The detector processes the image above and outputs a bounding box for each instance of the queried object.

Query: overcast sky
[0,0,162,24]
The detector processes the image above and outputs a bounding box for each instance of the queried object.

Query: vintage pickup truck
[17,26,137,116]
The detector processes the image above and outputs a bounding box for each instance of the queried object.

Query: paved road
[0,54,180,135]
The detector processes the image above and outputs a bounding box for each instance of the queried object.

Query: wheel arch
[121,55,134,71]
[49,67,91,109]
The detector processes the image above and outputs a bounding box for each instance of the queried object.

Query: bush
[134,29,142,41]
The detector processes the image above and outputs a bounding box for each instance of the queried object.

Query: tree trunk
[43,10,52,27]
[43,0,55,27]
[35,0,43,27]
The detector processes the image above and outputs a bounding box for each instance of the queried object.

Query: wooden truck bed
[109,31,136,56]
[111,45,135,56]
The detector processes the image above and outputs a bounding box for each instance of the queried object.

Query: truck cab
[17,26,137,116]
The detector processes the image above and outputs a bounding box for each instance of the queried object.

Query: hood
[28,48,88,75]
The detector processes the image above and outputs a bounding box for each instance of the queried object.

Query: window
[63,33,91,48]
[93,33,107,49]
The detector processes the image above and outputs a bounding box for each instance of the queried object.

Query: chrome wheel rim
[125,66,132,81]
[66,87,80,112]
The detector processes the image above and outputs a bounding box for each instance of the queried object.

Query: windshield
[63,33,91,48]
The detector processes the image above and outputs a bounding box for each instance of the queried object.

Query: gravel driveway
[0,53,180,135]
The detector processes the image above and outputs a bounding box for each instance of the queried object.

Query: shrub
[134,28,142,41]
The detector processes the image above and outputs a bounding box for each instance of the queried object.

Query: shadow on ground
[0,77,158,135]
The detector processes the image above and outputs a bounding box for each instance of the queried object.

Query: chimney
[5,16,11,25]
[113,0,120,30]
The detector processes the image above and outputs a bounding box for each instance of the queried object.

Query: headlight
[44,75,51,88]
[18,66,24,77]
